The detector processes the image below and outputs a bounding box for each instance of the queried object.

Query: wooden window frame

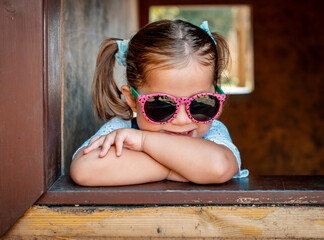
[1,0,323,236]
[37,0,323,206]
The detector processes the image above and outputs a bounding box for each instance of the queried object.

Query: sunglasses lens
[144,96,176,123]
[190,95,220,122]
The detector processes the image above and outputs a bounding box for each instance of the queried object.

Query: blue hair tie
[199,21,217,45]
[115,39,129,66]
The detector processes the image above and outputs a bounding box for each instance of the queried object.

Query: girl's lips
[162,130,194,137]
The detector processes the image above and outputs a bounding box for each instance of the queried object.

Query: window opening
[149,5,254,94]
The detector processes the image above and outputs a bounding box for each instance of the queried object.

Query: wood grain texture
[63,0,139,175]
[44,0,62,191]
[4,205,324,239]
[0,0,44,236]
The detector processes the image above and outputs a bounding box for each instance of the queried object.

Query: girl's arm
[85,128,238,184]
[70,146,188,186]
[142,131,238,184]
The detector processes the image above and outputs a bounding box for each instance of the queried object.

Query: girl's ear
[121,85,137,112]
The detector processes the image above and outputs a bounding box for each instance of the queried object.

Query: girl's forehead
[140,64,215,97]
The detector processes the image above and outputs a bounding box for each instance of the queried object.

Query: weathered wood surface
[63,0,139,175]
[44,0,62,190]
[37,175,324,205]
[3,205,324,239]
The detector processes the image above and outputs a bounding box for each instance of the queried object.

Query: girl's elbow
[70,157,94,186]
[211,151,238,184]
[193,152,237,184]
[193,168,231,185]
[212,167,235,184]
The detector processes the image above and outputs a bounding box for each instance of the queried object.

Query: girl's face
[131,62,216,138]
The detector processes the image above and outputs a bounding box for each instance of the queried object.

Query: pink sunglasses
[131,85,226,124]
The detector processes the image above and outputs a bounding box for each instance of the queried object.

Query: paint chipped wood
[3,205,324,239]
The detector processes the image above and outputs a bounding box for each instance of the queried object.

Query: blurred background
[63,0,323,176]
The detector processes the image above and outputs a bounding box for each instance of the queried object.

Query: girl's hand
[83,128,145,158]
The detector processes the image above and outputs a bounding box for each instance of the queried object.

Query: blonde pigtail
[92,38,133,121]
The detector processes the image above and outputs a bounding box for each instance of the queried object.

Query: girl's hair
[93,19,230,121]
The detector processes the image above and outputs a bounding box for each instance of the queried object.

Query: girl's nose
[171,104,192,125]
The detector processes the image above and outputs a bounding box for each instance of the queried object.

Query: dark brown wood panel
[37,175,324,205]
[0,0,44,236]
[44,0,61,190]
[139,0,324,176]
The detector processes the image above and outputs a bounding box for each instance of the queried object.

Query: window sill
[36,175,324,205]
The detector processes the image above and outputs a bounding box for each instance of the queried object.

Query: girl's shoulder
[210,119,228,128]
[96,116,132,136]
[72,117,131,159]
[203,119,232,141]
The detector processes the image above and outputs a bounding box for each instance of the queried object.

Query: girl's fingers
[114,133,126,157]
[99,133,116,158]
[89,135,101,145]
[84,136,105,154]
[83,129,138,157]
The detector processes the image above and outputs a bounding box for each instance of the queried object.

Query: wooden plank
[44,0,62,190]
[4,205,324,239]
[36,175,324,205]
[0,0,45,236]
[62,0,139,175]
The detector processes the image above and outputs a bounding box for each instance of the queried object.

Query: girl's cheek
[196,122,213,138]
[135,112,161,132]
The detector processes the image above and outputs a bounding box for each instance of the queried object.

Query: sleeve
[202,120,249,178]
[72,117,131,159]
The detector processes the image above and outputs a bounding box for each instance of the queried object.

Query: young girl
[70,19,249,186]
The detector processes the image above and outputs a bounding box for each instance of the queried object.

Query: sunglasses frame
[130,85,226,124]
